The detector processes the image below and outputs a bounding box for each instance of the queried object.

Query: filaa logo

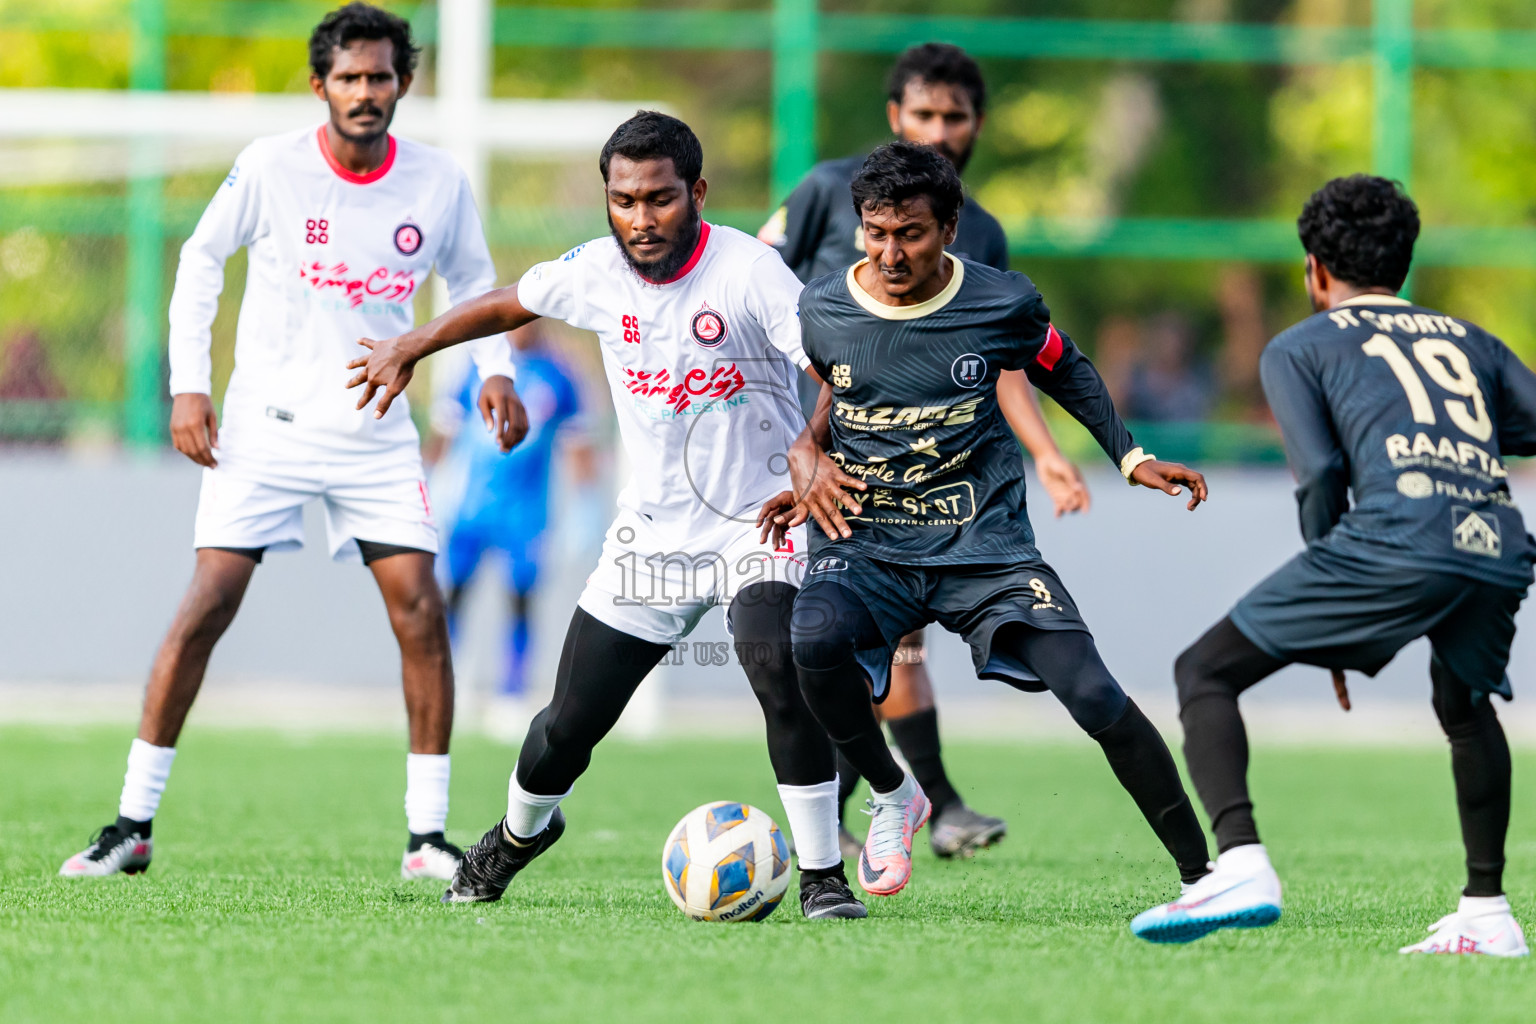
[951,353,987,388]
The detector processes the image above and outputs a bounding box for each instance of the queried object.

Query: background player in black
[760,42,1090,860]
[1132,176,1535,955]
[761,143,1212,898]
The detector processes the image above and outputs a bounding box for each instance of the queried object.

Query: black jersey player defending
[760,142,1213,898]
[762,42,1091,862]
[1132,176,1534,956]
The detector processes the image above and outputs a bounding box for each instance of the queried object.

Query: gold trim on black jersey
[1336,294,1412,308]
[844,253,966,320]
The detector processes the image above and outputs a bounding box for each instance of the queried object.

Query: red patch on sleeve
[1035,324,1064,370]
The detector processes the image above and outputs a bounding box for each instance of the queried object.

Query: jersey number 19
[1362,334,1493,442]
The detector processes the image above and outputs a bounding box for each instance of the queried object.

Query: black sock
[835,751,861,822]
[1432,657,1511,898]
[115,814,151,838]
[1092,700,1211,884]
[886,708,961,817]
[799,861,848,886]
[407,831,445,851]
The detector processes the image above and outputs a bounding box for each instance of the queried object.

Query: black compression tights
[792,587,1210,882]
[729,582,837,787]
[1431,655,1511,897]
[1177,616,1511,895]
[516,584,834,796]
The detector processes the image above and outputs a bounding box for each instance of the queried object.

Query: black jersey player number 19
[1363,335,1492,441]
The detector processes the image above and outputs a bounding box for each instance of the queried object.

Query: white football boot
[1399,895,1530,957]
[59,822,153,877]
[1131,844,1282,943]
[401,834,465,881]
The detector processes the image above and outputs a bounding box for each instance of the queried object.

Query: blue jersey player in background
[1133,176,1536,956]
[432,326,587,724]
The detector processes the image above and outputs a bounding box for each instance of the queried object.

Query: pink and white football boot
[857,773,930,897]
[1399,895,1530,957]
[401,833,465,881]
[59,821,153,877]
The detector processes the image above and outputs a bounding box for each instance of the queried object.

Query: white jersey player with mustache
[60,6,523,884]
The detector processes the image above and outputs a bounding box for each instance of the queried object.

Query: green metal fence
[4,0,1536,453]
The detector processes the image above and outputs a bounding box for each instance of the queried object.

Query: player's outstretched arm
[347,285,540,418]
[997,369,1090,516]
[169,393,220,468]
[1024,324,1206,510]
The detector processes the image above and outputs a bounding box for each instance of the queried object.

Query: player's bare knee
[388,589,448,649]
[173,584,244,650]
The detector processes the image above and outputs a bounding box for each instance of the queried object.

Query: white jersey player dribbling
[351,112,862,917]
[517,221,810,640]
[172,124,514,558]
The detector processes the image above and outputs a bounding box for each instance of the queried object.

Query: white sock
[1215,843,1273,875]
[777,779,841,871]
[871,771,916,802]
[507,772,569,840]
[119,738,177,822]
[404,753,451,836]
[1458,893,1511,918]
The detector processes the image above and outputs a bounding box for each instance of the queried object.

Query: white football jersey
[517,223,808,535]
[168,125,516,456]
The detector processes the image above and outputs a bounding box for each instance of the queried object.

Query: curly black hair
[850,141,965,227]
[600,110,704,185]
[309,3,420,81]
[886,42,987,117]
[1297,175,1420,291]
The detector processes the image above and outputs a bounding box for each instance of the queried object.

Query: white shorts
[193,439,437,564]
[577,506,809,645]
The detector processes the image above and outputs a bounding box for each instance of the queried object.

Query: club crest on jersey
[691,304,729,348]
[393,222,422,257]
[951,353,987,388]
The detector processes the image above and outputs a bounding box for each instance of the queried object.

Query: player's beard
[937,138,974,175]
[610,198,702,285]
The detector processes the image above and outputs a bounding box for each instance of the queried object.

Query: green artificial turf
[1,727,1531,1022]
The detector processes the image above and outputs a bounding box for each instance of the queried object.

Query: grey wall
[5,452,1536,722]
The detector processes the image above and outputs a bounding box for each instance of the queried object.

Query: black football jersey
[799,256,1137,565]
[1262,295,1536,588]
[768,155,1011,284]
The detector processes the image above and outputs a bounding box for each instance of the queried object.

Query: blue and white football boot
[1131,844,1282,943]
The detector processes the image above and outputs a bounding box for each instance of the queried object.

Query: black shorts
[797,553,1091,700]
[1230,547,1526,699]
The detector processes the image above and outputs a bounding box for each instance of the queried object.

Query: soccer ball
[661,801,791,922]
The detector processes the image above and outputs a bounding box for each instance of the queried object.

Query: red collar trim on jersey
[641,222,711,285]
[316,125,396,185]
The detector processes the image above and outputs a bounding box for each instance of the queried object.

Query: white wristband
[1120,447,1156,484]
